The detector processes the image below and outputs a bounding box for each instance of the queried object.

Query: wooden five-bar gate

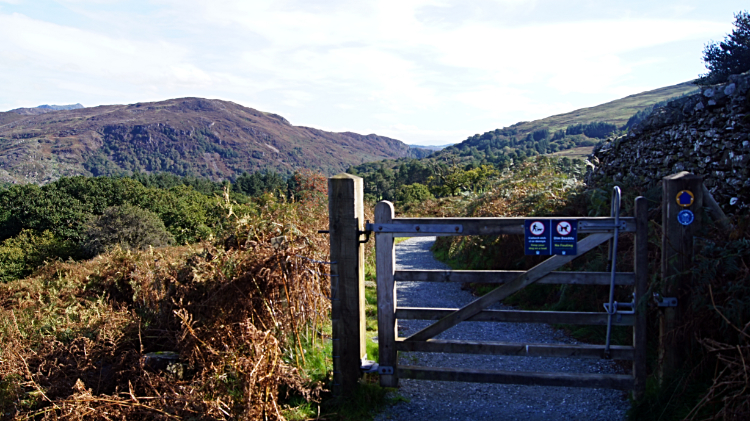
[327,173,649,399]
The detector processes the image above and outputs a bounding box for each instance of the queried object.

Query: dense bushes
[0,230,74,283]
[0,177,218,250]
[0,170,327,284]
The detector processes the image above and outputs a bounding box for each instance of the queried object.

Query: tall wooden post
[633,196,648,399]
[328,173,366,396]
[375,201,398,388]
[660,172,702,380]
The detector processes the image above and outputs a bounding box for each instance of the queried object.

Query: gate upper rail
[367,216,633,236]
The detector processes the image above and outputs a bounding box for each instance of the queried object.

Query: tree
[428,162,499,197]
[82,204,174,256]
[395,183,433,204]
[698,11,750,85]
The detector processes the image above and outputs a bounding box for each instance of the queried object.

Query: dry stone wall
[587,71,750,213]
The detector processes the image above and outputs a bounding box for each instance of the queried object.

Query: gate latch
[653,293,678,307]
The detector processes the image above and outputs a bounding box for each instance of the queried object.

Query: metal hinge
[360,362,394,375]
[358,220,372,244]
[377,366,394,375]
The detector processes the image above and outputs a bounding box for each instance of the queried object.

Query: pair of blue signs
[524,220,578,256]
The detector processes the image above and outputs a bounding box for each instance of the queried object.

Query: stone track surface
[373,236,629,421]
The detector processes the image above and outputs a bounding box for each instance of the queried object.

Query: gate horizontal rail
[395,307,635,326]
[395,270,635,286]
[374,216,635,236]
[399,366,635,390]
[396,339,635,360]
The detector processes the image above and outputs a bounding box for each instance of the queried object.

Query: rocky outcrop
[587,72,750,213]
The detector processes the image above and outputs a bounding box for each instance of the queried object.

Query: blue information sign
[524,220,550,255]
[525,220,578,256]
[677,209,695,226]
[551,220,577,255]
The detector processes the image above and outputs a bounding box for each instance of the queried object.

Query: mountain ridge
[0,97,428,184]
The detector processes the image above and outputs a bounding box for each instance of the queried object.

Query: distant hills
[348,80,701,203]
[0,98,428,184]
[351,80,700,182]
[8,103,84,115]
[409,143,453,151]
[0,81,701,185]
[424,81,699,166]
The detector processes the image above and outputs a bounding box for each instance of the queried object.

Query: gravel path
[373,237,630,421]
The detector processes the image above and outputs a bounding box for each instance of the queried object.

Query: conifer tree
[698,11,750,85]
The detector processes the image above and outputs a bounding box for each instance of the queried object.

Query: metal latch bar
[579,220,628,231]
[366,223,463,234]
[361,359,379,373]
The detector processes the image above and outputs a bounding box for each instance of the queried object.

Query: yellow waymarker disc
[675,190,694,207]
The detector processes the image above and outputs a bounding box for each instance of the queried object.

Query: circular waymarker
[556,221,573,236]
[529,221,545,236]
[676,190,695,208]
[677,209,695,226]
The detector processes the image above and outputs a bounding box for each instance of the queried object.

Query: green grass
[283,241,399,420]
[628,371,714,421]
[320,376,405,421]
[549,146,596,159]
[510,81,698,137]
[365,283,379,362]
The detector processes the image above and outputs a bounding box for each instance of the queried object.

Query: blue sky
[0,0,743,145]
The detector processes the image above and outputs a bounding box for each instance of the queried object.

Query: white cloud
[0,13,187,82]
[0,0,740,145]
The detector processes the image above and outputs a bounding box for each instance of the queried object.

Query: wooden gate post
[328,173,366,396]
[375,201,398,388]
[660,172,703,380]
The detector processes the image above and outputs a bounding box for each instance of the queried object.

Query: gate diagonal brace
[404,232,613,342]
